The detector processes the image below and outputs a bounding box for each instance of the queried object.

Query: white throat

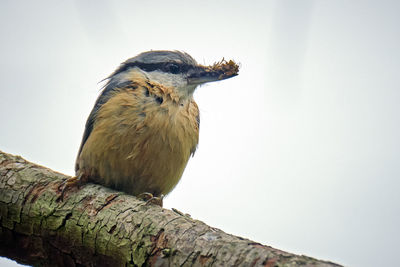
[141,69,197,99]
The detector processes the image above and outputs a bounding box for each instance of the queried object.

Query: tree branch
[0,150,342,266]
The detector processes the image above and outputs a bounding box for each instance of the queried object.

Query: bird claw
[138,192,164,207]
[57,174,83,201]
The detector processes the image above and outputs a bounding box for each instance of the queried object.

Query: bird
[62,50,239,205]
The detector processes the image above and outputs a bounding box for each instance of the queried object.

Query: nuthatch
[64,51,239,205]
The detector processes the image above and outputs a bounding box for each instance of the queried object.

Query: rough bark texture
[0,150,342,267]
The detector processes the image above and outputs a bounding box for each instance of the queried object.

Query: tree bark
[0,150,342,267]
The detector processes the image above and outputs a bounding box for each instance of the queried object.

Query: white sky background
[1,0,399,266]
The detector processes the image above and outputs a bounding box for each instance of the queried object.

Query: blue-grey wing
[75,82,120,172]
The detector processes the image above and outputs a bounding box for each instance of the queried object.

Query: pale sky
[1,1,399,266]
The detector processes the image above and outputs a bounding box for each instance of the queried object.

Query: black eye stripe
[166,63,180,74]
[114,62,190,76]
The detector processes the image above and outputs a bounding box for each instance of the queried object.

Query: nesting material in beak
[188,59,239,85]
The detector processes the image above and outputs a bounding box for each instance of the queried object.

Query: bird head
[108,50,239,99]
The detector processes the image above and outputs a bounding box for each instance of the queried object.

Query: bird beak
[187,59,239,85]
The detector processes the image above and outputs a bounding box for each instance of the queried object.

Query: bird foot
[57,174,84,201]
[138,192,164,207]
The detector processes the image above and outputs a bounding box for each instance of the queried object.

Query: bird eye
[167,63,180,74]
